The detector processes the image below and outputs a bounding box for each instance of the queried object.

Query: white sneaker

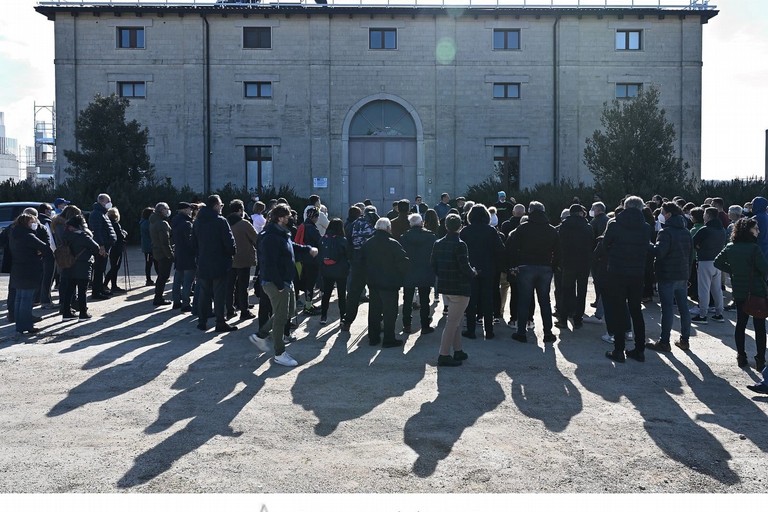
[274,352,298,367]
[601,333,615,344]
[249,333,270,353]
[625,331,634,341]
[526,321,535,330]
[582,315,603,324]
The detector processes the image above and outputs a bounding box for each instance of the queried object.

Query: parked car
[0,202,41,233]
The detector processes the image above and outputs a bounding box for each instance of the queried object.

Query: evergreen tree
[583,85,691,196]
[63,94,155,195]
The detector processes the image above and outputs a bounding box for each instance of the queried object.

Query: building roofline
[35,2,719,23]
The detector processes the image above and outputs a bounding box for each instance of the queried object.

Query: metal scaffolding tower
[33,102,56,181]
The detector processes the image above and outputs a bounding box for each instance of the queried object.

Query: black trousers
[368,287,399,343]
[466,273,494,335]
[61,278,88,315]
[154,257,173,301]
[92,253,108,295]
[559,267,590,322]
[198,277,227,326]
[226,266,251,314]
[321,277,347,320]
[402,286,431,327]
[344,257,367,325]
[104,246,124,289]
[603,274,646,353]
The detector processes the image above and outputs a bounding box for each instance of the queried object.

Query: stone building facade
[37,2,717,214]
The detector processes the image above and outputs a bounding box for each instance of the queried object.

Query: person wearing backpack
[60,215,101,321]
[318,218,350,325]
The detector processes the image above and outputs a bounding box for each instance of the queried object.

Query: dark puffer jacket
[400,226,437,288]
[590,212,610,240]
[653,213,693,282]
[693,218,727,261]
[506,210,560,269]
[258,221,312,289]
[60,227,101,281]
[171,212,196,271]
[557,215,594,272]
[318,234,350,280]
[360,229,410,290]
[603,207,653,277]
[89,201,117,248]
[191,205,236,280]
[9,225,52,290]
[460,222,505,275]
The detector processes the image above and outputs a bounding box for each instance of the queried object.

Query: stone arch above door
[341,94,425,211]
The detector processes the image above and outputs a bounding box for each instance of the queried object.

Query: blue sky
[1,0,766,181]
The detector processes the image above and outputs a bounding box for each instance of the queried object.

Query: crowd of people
[2,190,767,395]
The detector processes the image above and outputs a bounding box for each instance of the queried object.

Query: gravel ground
[0,246,766,493]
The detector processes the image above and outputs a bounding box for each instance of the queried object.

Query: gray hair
[155,202,170,213]
[728,205,743,217]
[513,204,526,215]
[374,217,391,231]
[623,196,645,210]
[23,207,39,217]
[408,213,423,227]
[97,193,111,204]
[591,201,606,214]
[528,201,545,213]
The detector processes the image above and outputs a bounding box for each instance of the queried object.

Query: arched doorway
[342,95,423,213]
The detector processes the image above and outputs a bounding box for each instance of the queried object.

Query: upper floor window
[117,27,144,49]
[118,81,146,98]
[244,81,272,98]
[616,83,642,99]
[493,83,521,99]
[369,28,397,50]
[243,27,271,49]
[616,30,642,51]
[493,29,520,50]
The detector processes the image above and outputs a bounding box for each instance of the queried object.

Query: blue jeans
[14,288,36,333]
[172,268,195,307]
[516,265,553,336]
[658,279,691,343]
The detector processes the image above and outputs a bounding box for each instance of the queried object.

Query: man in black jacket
[647,202,694,353]
[556,204,594,329]
[602,196,653,362]
[690,206,727,326]
[361,217,410,347]
[249,204,317,367]
[171,202,197,312]
[191,195,237,333]
[89,193,116,300]
[506,201,560,344]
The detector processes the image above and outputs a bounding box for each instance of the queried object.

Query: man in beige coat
[226,199,258,320]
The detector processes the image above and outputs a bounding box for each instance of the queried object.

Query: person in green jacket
[714,217,767,371]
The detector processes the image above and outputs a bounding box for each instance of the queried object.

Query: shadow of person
[669,351,768,453]
[403,359,506,478]
[291,327,428,438]
[558,339,740,486]
[47,332,208,418]
[507,341,582,433]
[118,339,268,488]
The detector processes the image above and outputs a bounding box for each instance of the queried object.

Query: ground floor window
[493,145,520,192]
[245,145,273,193]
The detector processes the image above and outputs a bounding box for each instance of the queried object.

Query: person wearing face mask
[88,193,116,300]
[149,202,174,306]
[9,213,53,337]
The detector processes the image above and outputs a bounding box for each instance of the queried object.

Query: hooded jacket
[653,213,694,282]
[752,196,768,257]
[603,207,653,277]
[692,218,727,262]
[558,214,594,272]
[191,205,236,280]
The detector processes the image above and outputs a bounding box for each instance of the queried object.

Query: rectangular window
[117,27,144,49]
[369,28,397,50]
[244,82,272,98]
[494,146,521,192]
[245,146,273,192]
[616,83,642,99]
[615,30,642,51]
[117,81,146,98]
[493,29,520,50]
[493,83,521,99]
[243,27,271,49]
